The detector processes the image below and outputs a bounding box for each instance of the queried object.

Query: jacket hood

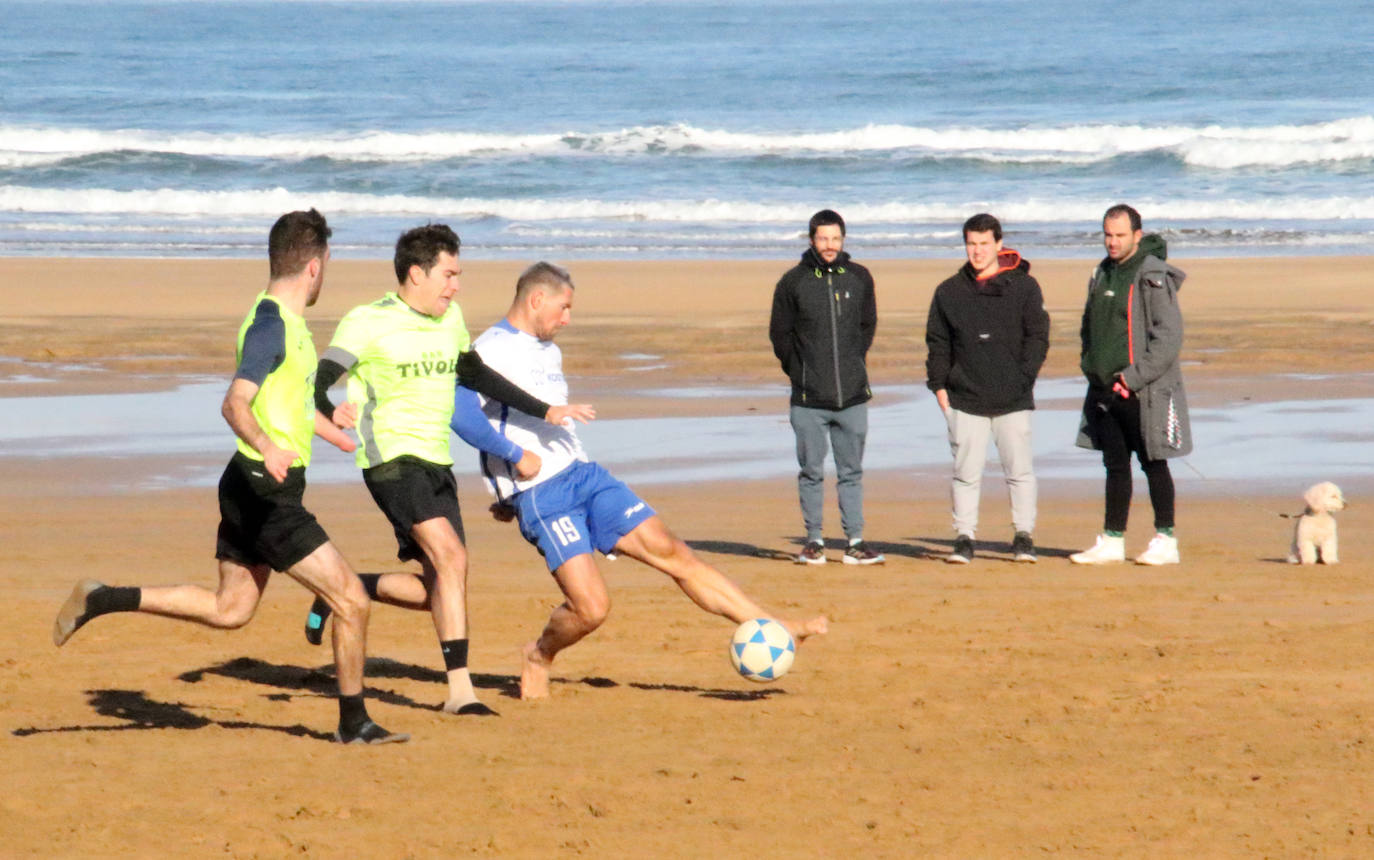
[801,247,852,271]
[1106,233,1167,272]
[960,248,1029,288]
[1139,233,1166,261]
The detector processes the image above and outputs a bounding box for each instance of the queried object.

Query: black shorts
[215,452,330,572]
[363,456,465,562]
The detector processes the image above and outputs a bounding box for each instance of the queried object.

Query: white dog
[1287,481,1346,564]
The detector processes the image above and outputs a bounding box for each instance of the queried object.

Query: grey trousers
[790,402,867,542]
[945,407,1036,537]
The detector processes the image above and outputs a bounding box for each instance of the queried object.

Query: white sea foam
[2,185,1370,225]
[2,117,1371,168]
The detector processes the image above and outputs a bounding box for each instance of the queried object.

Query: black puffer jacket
[769,248,877,410]
[925,249,1050,416]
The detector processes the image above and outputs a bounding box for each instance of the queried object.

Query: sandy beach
[3,255,1373,856]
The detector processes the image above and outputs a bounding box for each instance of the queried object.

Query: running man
[452,262,828,699]
[53,209,406,745]
[301,224,593,715]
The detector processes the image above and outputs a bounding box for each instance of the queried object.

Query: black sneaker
[795,541,826,565]
[842,542,886,565]
[304,596,331,646]
[335,719,410,746]
[1012,531,1037,563]
[946,535,974,564]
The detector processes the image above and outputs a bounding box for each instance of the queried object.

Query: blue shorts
[512,461,655,572]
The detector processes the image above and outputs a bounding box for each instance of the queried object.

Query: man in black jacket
[926,213,1050,564]
[769,210,883,566]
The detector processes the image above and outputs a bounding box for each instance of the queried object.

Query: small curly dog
[1287,481,1346,565]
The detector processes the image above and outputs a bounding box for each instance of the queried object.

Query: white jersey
[471,320,587,500]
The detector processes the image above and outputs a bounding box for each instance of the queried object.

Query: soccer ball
[729,618,795,682]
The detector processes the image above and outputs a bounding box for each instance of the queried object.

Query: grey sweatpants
[945,407,1036,537]
[790,402,867,542]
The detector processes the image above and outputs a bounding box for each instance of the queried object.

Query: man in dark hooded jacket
[769,209,883,566]
[926,213,1049,564]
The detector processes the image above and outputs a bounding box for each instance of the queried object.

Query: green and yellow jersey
[233,292,318,466]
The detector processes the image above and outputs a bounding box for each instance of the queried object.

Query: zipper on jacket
[827,271,843,405]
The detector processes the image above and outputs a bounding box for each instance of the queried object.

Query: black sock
[87,586,140,617]
[357,574,381,599]
[441,639,469,672]
[338,693,370,733]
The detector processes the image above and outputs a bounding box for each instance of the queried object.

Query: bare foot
[519,641,551,699]
[782,615,829,643]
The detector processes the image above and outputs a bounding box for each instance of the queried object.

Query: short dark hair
[394,223,461,284]
[268,209,330,280]
[962,212,1002,241]
[515,261,573,299]
[808,209,846,239]
[1103,204,1142,232]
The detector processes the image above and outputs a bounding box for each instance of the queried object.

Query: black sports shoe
[304,596,331,646]
[795,541,826,565]
[335,719,409,745]
[842,542,886,565]
[1012,531,1037,563]
[946,535,974,564]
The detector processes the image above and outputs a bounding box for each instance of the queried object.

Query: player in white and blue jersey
[451,262,828,699]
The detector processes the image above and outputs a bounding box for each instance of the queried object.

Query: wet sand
[2,256,1373,856]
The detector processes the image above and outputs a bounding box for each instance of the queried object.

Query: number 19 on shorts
[551,516,581,546]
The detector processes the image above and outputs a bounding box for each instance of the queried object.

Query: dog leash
[1176,459,1306,520]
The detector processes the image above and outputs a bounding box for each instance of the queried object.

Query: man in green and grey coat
[1071,204,1192,566]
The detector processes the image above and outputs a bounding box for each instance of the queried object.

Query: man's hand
[315,411,356,454]
[514,449,542,480]
[935,389,951,413]
[546,403,595,425]
[262,444,301,483]
[489,502,517,523]
[1112,374,1131,398]
[332,401,359,429]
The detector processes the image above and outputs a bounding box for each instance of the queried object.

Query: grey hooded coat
[1075,253,1192,460]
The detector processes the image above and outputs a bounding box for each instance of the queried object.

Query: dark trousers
[1088,388,1175,532]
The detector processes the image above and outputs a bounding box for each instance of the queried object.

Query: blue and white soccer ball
[729,618,795,682]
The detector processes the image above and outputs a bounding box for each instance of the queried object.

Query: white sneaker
[1069,534,1126,564]
[1134,533,1179,565]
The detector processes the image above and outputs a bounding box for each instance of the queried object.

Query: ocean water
[4,376,1372,491]
[1,0,1370,260]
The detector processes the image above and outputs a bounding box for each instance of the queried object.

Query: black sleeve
[456,349,550,419]
[313,358,349,419]
[859,266,878,354]
[924,287,952,392]
[234,300,286,385]
[768,273,798,372]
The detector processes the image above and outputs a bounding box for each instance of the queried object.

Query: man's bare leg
[288,542,407,744]
[285,543,371,696]
[410,517,493,715]
[135,560,271,628]
[614,516,829,642]
[521,554,609,699]
[54,560,269,646]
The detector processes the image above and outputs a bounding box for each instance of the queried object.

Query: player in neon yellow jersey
[305,223,593,715]
[53,210,406,745]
